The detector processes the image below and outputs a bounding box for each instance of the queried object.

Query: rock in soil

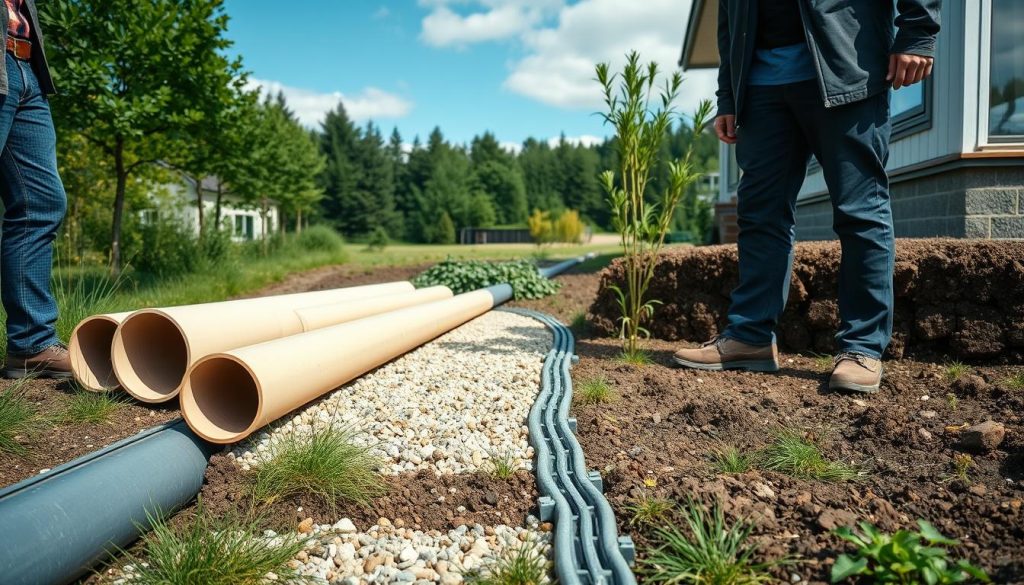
[960,420,1006,452]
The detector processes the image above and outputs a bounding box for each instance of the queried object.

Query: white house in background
[681,0,1024,242]
[143,174,279,242]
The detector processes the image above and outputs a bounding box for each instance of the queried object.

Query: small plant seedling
[465,539,550,585]
[944,361,970,381]
[946,392,959,411]
[577,376,616,405]
[56,387,130,425]
[627,495,674,526]
[0,379,40,456]
[831,520,989,583]
[488,449,519,480]
[943,453,974,484]
[759,431,860,482]
[617,347,653,366]
[1005,371,1024,390]
[712,446,752,474]
[812,353,834,371]
[642,500,785,584]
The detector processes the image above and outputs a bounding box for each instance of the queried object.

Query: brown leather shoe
[829,353,883,393]
[672,336,779,372]
[4,344,72,379]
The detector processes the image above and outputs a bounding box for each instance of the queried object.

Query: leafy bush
[831,520,989,583]
[555,209,585,243]
[528,209,554,245]
[294,225,345,254]
[365,226,390,252]
[133,217,202,278]
[412,258,560,299]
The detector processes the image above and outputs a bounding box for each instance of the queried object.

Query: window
[139,209,158,225]
[233,215,255,240]
[989,0,1024,140]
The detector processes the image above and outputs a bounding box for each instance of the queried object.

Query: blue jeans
[0,53,66,356]
[723,80,895,359]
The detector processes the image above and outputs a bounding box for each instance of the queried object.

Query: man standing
[0,0,69,378]
[672,0,939,393]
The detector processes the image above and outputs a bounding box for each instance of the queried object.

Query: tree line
[40,0,716,275]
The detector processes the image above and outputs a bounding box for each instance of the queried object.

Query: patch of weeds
[250,426,385,508]
[831,520,989,583]
[946,392,959,411]
[642,500,783,585]
[0,378,40,455]
[942,453,974,484]
[627,495,674,527]
[1005,371,1024,390]
[55,386,130,425]
[488,449,519,480]
[465,539,550,585]
[811,353,834,371]
[617,347,653,366]
[758,431,860,482]
[944,361,970,382]
[576,376,616,405]
[570,311,589,332]
[712,446,752,474]
[124,507,309,585]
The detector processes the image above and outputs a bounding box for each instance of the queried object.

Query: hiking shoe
[4,344,72,379]
[829,352,883,393]
[672,336,779,372]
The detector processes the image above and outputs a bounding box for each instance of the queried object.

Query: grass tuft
[123,507,308,585]
[250,426,385,508]
[1005,371,1024,390]
[576,376,616,405]
[943,361,970,381]
[642,500,781,585]
[712,446,752,474]
[811,353,834,371]
[570,311,588,332]
[0,379,39,456]
[489,449,519,480]
[758,431,859,482]
[55,387,130,425]
[465,540,550,585]
[627,495,674,527]
[617,347,653,366]
[944,453,974,484]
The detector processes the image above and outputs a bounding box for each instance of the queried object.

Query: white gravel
[231,311,551,476]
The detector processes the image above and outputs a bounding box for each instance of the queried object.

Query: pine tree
[318,103,364,235]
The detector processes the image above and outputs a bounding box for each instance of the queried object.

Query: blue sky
[222,0,716,150]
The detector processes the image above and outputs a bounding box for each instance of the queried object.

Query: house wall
[153,180,279,242]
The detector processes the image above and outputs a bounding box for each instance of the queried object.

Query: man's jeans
[0,52,65,356]
[722,80,895,359]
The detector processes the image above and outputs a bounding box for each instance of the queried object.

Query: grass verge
[642,500,781,585]
[758,431,859,481]
[250,426,385,508]
[0,379,39,455]
[576,376,616,405]
[123,508,308,585]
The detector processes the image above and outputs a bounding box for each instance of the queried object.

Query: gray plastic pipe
[0,419,217,585]
[539,252,597,279]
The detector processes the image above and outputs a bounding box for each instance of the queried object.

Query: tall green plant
[597,52,712,358]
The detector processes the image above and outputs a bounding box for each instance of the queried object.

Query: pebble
[961,420,1005,451]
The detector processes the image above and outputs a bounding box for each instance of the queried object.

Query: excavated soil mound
[588,239,1024,362]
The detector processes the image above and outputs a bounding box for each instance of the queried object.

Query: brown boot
[4,344,72,379]
[672,336,779,372]
[829,353,883,393]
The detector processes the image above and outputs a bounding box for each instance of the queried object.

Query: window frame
[981,0,1024,145]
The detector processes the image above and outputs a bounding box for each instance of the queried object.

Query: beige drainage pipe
[70,312,134,392]
[180,285,510,444]
[111,281,427,403]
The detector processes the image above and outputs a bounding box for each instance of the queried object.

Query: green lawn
[348,242,621,268]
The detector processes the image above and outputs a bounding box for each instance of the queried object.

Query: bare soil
[521,270,1024,584]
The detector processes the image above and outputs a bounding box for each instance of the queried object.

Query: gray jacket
[0,0,56,96]
[717,0,940,122]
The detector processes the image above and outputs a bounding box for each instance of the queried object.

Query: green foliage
[628,495,674,527]
[1005,371,1024,390]
[412,259,560,300]
[597,52,713,356]
[124,507,309,585]
[51,259,124,346]
[555,209,586,243]
[295,225,346,254]
[250,426,385,508]
[944,454,974,484]
[758,431,860,482]
[812,353,835,371]
[642,500,781,585]
[712,447,752,474]
[570,311,589,332]
[465,540,550,585]
[366,226,391,252]
[944,361,970,381]
[0,379,39,456]
[528,209,555,245]
[618,347,653,366]
[56,387,130,425]
[831,520,989,584]
[577,376,616,405]
[437,212,458,245]
[488,450,519,480]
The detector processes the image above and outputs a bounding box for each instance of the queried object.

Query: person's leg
[791,82,894,360]
[721,85,812,346]
[0,57,67,365]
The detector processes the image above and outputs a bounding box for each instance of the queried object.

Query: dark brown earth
[588,240,1024,362]
[522,269,1024,584]
[199,454,538,533]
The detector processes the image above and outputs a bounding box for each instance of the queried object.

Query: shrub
[555,209,585,244]
[831,520,989,583]
[412,258,560,299]
[294,225,345,254]
[527,209,554,246]
[133,216,202,278]
[438,212,457,244]
[365,226,390,252]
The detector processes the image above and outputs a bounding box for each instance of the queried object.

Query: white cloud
[373,6,391,19]
[547,134,604,148]
[420,0,562,47]
[245,79,413,128]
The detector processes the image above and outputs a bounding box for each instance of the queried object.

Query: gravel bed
[231,311,551,476]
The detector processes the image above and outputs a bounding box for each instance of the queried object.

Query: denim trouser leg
[723,84,811,346]
[791,82,894,359]
[0,53,66,356]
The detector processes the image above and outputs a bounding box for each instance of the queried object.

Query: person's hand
[887,53,934,90]
[714,115,737,144]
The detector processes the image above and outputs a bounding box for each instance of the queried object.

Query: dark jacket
[0,0,56,96]
[717,0,940,122]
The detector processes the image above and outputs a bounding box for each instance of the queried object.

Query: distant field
[348,241,622,268]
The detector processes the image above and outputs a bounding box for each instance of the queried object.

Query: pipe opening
[70,318,120,390]
[184,357,260,443]
[113,312,188,401]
